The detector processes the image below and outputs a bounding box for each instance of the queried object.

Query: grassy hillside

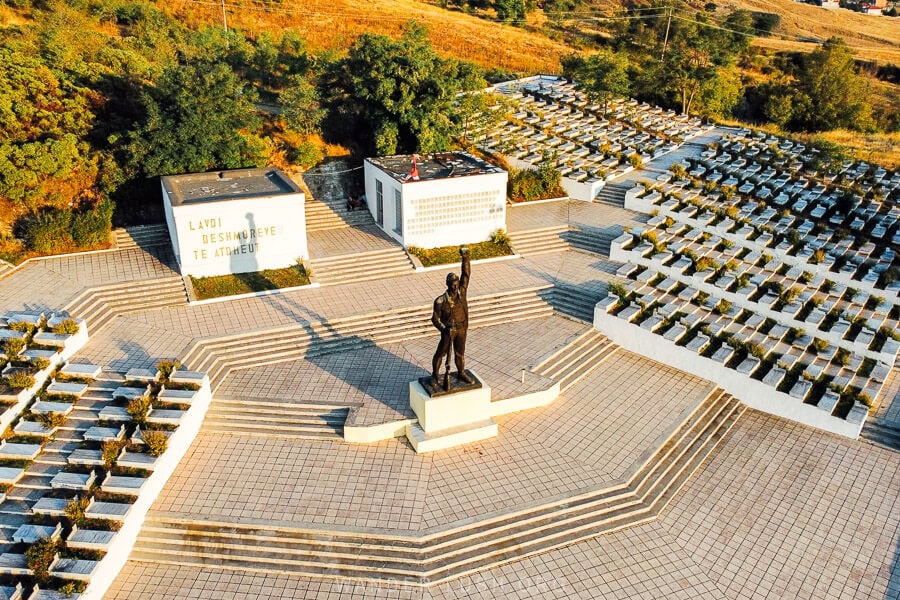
[726,0,900,65]
[158,0,570,74]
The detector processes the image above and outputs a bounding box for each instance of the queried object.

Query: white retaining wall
[82,376,213,600]
[609,243,896,365]
[594,307,865,439]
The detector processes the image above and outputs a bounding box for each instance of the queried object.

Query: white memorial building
[363,152,507,249]
[160,168,307,278]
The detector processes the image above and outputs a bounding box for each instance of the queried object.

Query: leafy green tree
[562,50,630,115]
[794,37,875,132]
[127,61,266,176]
[280,75,325,134]
[326,22,485,155]
[0,47,98,210]
[494,0,526,20]
[696,66,742,119]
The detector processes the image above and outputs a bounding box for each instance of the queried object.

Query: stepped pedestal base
[406,371,497,453]
[406,419,498,453]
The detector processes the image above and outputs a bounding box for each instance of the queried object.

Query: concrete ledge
[81,375,213,600]
[489,382,560,417]
[406,419,498,453]
[187,282,321,306]
[594,308,865,439]
[412,253,521,273]
[344,418,416,444]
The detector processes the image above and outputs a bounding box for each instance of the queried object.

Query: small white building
[363,153,507,249]
[160,168,307,278]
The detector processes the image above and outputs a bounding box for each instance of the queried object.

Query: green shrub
[71,199,114,247]
[507,162,565,202]
[714,299,732,315]
[293,141,324,168]
[143,429,169,456]
[8,321,32,333]
[31,357,50,370]
[127,396,152,424]
[608,282,629,299]
[157,360,181,380]
[5,371,34,389]
[811,338,829,353]
[102,439,125,469]
[52,319,80,335]
[2,338,24,357]
[489,229,510,246]
[59,581,86,596]
[23,210,74,254]
[64,496,90,525]
[25,537,59,584]
[35,412,67,429]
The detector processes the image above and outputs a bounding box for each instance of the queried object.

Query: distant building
[160,168,307,278]
[363,152,507,249]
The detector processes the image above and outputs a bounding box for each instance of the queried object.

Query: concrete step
[65,277,187,332]
[114,225,170,249]
[310,249,414,286]
[131,391,743,584]
[203,402,348,438]
[860,421,900,451]
[563,230,615,256]
[593,182,631,207]
[533,329,618,391]
[203,300,553,388]
[509,226,570,257]
[546,286,600,323]
[184,288,552,371]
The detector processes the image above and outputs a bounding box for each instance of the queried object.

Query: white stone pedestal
[405,372,497,453]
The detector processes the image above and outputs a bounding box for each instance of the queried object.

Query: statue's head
[446,272,459,294]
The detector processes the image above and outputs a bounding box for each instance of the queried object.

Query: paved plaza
[0,121,897,599]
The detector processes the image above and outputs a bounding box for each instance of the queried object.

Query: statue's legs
[432,332,451,386]
[453,329,473,384]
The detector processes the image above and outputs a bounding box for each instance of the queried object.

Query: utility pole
[661,3,673,60]
[221,0,228,35]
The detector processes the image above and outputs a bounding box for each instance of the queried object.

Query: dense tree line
[0,3,485,258]
[565,5,889,133]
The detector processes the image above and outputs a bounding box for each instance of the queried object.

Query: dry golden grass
[722,0,900,65]
[161,0,570,74]
[813,129,900,170]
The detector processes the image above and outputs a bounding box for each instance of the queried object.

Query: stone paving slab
[149,348,709,531]
[218,316,582,427]
[106,520,727,599]
[660,410,900,600]
[109,411,899,600]
[307,224,402,258]
[0,248,177,312]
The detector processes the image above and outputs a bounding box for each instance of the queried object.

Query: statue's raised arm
[459,246,471,291]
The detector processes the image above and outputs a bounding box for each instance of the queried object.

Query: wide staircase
[309,247,414,286]
[129,390,744,586]
[114,224,170,250]
[508,226,570,256]
[543,285,601,323]
[181,287,556,389]
[305,198,373,232]
[64,276,188,334]
[533,329,618,391]
[203,400,349,440]
[593,181,633,208]
[564,226,620,256]
[860,421,900,451]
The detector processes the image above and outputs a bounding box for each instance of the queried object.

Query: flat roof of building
[161,168,301,206]
[366,152,505,183]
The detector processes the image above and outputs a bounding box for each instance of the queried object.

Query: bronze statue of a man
[431,246,473,388]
